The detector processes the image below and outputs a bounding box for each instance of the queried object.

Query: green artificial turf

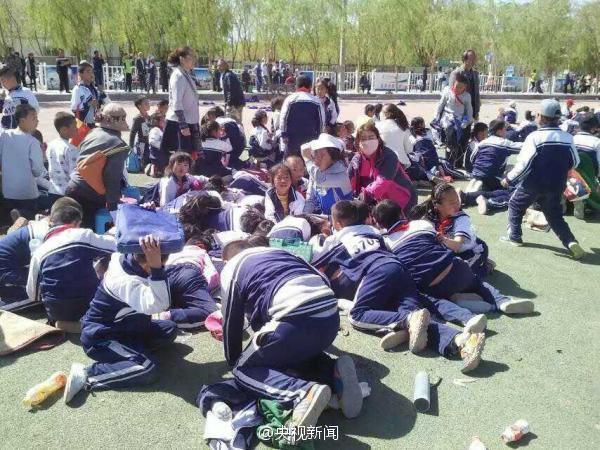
[1,177,599,450]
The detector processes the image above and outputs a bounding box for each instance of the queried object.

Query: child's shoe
[497,297,534,315]
[568,242,585,260]
[464,314,487,334]
[457,333,486,373]
[379,329,409,350]
[63,363,88,404]
[333,355,362,419]
[291,384,331,428]
[55,320,82,334]
[475,195,488,215]
[408,309,430,354]
[500,235,523,246]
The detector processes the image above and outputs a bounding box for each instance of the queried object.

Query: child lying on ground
[374,200,534,315]
[312,201,487,372]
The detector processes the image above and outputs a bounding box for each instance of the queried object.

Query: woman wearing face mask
[301,133,353,215]
[348,122,417,215]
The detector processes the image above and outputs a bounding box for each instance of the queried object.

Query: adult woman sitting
[348,121,417,215]
[301,133,353,215]
[161,46,200,157]
[375,104,412,168]
[65,103,130,226]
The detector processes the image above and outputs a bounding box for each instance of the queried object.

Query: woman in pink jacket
[348,121,417,214]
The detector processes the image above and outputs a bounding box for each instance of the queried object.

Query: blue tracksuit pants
[232,309,338,409]
[508,186,576,248]
[346,261,466,355]
[84,319,177,391]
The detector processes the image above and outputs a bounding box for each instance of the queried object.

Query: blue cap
[540,99,561,118]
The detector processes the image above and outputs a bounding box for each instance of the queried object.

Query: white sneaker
[379,329,409,350]
[476,195,488,215]
[464,314,487,334]
[568,242,585,260]
[337,298,354,314]
[459,333,486,373]
[408,309,430,354]
[291,384,331,428]
[498,298,535,315]
[334,355,363,419]
[63,363,87,404]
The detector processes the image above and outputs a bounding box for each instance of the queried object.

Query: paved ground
[1,98,599,449]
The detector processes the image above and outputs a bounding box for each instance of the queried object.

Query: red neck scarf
[297,87,311,93]
[388,220,410,233]
[437,217,453,234]
[451,86,464,106]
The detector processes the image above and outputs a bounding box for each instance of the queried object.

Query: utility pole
[338,0,347,91]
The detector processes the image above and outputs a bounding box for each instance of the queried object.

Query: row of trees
[0,0,598,75]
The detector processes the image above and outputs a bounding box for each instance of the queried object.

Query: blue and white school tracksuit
[80,253,177,390]
[206,207,245,232]
[312,225,463,355]
[228,171,269,196]
[385,220,503,311]
[221,247,338,408]
[0,86,39,129]
[216,117,246,170]
[268,216,312,241]
[71,83,101,126]
[264,187,305,222]
[0,220,48,311]
[470,135,522,190]
[165,254,218,330]
[506,127,579,248]
[279,91,325,157]
[434,212,489,278]
[26,227,116,323]
[573,132,600,175]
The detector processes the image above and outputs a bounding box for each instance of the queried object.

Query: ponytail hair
[409,182,456,221]
[168,46,194,66]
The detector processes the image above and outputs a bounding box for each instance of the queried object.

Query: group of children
[1,64,598,437]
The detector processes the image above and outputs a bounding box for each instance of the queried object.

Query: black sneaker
[500,235,523,247]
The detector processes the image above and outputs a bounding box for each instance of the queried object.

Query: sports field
[1,98,599,449]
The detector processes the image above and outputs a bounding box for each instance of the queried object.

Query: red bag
[564,169,591,202]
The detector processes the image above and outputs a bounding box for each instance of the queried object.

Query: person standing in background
[26,53,36,91]
[92,51,104,88]
[159,58,169,93]
[123,54,134,92]
[135,53,147,92]
[449,50,480,121]
[147,57,157,94]
[217,59,245,124]
[56,49,71,94]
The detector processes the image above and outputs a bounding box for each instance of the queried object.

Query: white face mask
[360,139,379,156]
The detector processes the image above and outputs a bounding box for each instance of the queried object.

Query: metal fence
[29,63,599,95]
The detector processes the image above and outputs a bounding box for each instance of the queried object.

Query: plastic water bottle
[22,371,67,407]
[468,436,487,450]
[501,419,530,443]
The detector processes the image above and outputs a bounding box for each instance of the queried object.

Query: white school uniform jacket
[376,119,412,167]
[264,187,305,223]
[47,138,79,195]
[71,83,101,125]
[1,86,39,129]
[573,132,600,167]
